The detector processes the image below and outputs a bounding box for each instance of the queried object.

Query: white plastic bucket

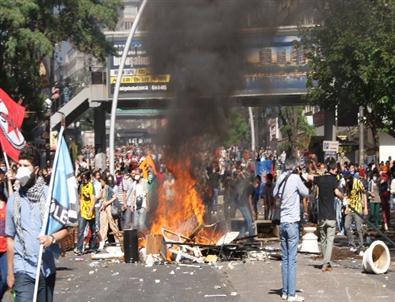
[362,240,391,274]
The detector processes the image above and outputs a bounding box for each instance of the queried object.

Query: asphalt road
[3,243,394,302]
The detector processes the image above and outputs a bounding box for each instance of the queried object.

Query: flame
[150,159,205,239]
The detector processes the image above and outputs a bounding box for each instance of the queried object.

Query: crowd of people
[68,144,395,256]
[0,140,394,301]
[276,156,395,302]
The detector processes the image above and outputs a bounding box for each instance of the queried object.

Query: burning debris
[139,225,281,265]
[149,160,211,242]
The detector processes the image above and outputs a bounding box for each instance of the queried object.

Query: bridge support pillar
[324,108,336,141]
[94,106,107,153]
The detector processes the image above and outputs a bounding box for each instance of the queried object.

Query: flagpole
[1,147,13,195]
[33,125,65,302]
[2,151,10,171]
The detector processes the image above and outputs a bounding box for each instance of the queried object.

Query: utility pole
[248,107,256,152]
[359,106,364,165]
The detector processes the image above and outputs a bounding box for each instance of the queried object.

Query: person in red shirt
[0,168,8,300]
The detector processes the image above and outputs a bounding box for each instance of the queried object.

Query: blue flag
[45,136,79,235]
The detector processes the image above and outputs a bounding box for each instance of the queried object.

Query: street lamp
[109,0,148,175]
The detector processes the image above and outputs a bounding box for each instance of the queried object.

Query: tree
[0,0,120,113]
[302,0,395,150]
[225,109,250,148]
[278,106,315,158]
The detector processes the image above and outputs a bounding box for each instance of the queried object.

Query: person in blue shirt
[5,146,68,302]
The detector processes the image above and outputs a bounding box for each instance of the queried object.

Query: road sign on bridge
[106,27,308,102]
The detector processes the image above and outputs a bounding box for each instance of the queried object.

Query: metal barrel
[123,229,139,263]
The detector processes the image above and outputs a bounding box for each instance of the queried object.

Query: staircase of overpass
[50,83,167,131]
[50,84,107,130]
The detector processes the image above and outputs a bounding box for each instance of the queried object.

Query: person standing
[274,158,309,302]
[92,170,103,250]
[129,169,149,232]
[5,146,68,301]
[307,159,343,272]
[379,173,390,231]
[122,171,136,230]
[367,171,381,228]
[98,176,122,250]
[337,152,350,170]
[0,169,9,300]
[263,173,274,220]
[390,171,395,211]
[74,173,96,255]
[93,147,106,172]
[233,167,255,237]
[121,170,135,230]
[344,174,367,254]
[251,175,262,220]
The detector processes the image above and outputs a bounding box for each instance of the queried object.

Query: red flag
[0,89,26,162]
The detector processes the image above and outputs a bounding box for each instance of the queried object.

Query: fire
[150,159,205,239]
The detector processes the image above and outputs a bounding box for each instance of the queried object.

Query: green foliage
[278,106,315,157]
[302,0,395,136]
[0,0,120,111]
[225,109,250,147]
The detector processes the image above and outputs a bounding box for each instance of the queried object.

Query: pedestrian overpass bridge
[50,84,306,130]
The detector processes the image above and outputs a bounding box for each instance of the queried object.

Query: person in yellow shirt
[343,174,367,254]
[74,172,96,255]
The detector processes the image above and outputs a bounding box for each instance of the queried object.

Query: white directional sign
[323,140,339,152]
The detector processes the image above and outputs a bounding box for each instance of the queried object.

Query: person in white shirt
[129,169,149,232]
[92,170,103,250]
[94,147,106,172]
[390,171,395,210]
[122,171,135,230]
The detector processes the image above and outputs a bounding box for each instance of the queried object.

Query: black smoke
[142,0,309,154]
[143,0,259,153]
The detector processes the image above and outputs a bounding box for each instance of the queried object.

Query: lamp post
[109,0,149,174]
[359,106,364,166]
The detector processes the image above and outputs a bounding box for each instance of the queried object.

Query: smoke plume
[144,0,259,153]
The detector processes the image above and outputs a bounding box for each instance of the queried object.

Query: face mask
[135,175,141,181]
[148,174,154,182]
[16,167,32,187]
[373,176,377,181]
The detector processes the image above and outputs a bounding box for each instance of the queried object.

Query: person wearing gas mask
[5,146,68,302]
[130,169,149,232]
